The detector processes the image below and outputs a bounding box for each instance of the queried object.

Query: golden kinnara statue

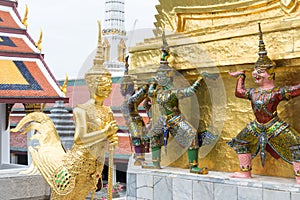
[11,63,118,199]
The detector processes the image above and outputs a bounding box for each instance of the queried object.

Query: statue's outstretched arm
[281,84,300,100]
[128,84,149,105]
[73,107,117,145]
[177,77,203,98]
[177,72,218,98]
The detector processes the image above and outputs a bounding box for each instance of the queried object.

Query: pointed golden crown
[254,23,276,79]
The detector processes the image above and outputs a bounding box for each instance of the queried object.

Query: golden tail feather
[11,112,61,146]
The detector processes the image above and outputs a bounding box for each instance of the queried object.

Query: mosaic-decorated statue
[121,56,150,166]
[227,23,300,183]
[140,40,218,174]
[11,64,118,199]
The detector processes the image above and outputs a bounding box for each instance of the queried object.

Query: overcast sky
[17,0,158,80]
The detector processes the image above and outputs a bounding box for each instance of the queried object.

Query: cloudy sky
[17,0,158,80]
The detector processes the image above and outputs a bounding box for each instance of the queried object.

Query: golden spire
[60,74,68,95]
[254,23,276,79]
[94,20,105,66]
[21,4,28,29]
[35,29,43,52]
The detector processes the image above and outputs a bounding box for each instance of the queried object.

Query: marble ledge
[128,165,300,192]
[0,167,50,200]
[127,156,300,200]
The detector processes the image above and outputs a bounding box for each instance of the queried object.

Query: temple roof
[0,0,67,103]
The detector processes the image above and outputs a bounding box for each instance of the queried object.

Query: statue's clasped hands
[106,113,119,147]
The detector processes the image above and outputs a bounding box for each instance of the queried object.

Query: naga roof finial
[160,28,170,63]
[21,4,28,29]
[35,29,43,53]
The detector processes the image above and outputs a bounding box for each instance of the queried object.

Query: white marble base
[0,167,50,199]
[126,155,300,200]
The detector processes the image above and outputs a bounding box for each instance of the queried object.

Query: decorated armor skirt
[149,115,198,148]
[228,116,300,165]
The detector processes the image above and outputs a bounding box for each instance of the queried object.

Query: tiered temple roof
[0,0,66,103]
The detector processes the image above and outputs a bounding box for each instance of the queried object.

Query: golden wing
[29,145,75,195]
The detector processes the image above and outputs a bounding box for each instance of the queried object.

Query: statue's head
[156,62,173,87]
[120,75,134,96]
[155,30,174,87]
[253,23,276,81]
[85,64,112,98]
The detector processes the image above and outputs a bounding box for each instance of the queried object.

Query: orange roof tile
[0,10,20,29]
[0,35,34,53]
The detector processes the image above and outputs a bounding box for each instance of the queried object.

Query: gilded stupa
[129,0,300,178]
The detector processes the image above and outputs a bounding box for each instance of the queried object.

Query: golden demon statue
[12,64,118,199]
[227,23,300,183]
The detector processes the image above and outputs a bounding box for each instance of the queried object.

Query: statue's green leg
[142,146,161,169]
[188,148,208,174]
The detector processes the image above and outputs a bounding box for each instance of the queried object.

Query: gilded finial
[21,4,28,29]
[98,20,102,45]
[35,29,43,52]
[258,23,267,57]
[94,20,104,66]
[60,74,68,95]
[161,28,170,62]
[254,23,276,79]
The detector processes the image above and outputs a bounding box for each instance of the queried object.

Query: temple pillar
[0,104,10,165]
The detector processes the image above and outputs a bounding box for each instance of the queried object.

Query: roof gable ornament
[35,29,43,53]
[60,74,68,96]
[21,4,28,29]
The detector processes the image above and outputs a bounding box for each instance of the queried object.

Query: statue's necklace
[253,88,273,116]
[94,104,110,122]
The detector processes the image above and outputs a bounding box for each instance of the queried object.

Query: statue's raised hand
[200,72,219,80]
[229,71,245,77]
